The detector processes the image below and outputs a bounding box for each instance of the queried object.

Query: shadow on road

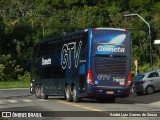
[46,91,160,105]
[0,88,159,105]
[116,91,160,104]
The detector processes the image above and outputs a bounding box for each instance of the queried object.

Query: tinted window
[92,29,130,56]
[47,40,62,55]
[37,43,48,59]
[37,32,88,79]
[32,44,38,58]
[41,66,65,79]
[148,71,159,78]
[93,30,128,44]
[47,33,88,56]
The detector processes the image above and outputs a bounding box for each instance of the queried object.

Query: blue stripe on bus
[88,28,92,69]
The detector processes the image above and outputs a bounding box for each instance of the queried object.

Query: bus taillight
[126,71,132,86]
[127,71,131,81]
[125,29,129,32]
[93,28,97,30]
[87,69,95,86]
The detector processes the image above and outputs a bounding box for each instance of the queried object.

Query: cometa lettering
[97,46,125,52]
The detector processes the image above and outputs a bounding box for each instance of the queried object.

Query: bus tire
[72,86,80,102]
[65,85,73,102]
[35,85,41,99]
[64,89,66,100]
[40,86,48,99]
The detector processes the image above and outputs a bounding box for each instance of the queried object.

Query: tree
[0,0,160,81]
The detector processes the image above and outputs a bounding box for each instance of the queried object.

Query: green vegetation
[0,0,160,85]
[0,81,29,89]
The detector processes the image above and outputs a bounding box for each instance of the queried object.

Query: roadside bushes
[0,54,30,82]
[132,58,160,74]
[17,71,30,82]
[0,64,5,81]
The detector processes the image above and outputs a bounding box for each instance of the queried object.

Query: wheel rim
[35,87,40,94]
[41,87,47,99]
[73,88,76,101]
[147,86,154,94]
[35,86,41,98]
[66,87,70,99]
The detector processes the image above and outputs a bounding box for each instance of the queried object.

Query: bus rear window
[92,30,128,44]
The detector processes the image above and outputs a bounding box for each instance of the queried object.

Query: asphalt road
[0,88,160,120]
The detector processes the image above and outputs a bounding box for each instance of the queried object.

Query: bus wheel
[40,86,48,99]
[65,85,73,102]
[64,89,66,100]
[72,86,80,102]
[35,86,41,99]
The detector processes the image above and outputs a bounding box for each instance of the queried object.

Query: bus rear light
[124,71,131,86]
[87,69,95,86]
[126,71,132,86]
[125,29,129,32]
[127,71,131,81]
[127,81,131,86]
[93,28,97,30]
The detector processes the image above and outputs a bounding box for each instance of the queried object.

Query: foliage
[18,71,30,82]
[0,81,29,89]
[0,54,23,81]
[0,0,160,81]
[0,64,5,81]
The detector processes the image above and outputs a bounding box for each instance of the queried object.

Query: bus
[30,28,132,102]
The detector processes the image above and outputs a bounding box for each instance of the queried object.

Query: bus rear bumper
[84,85,131,98]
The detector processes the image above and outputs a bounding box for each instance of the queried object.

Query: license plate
[106,91,114,94]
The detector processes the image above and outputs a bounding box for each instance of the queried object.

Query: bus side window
[47,42,62,55]
[37,43,48,59]
[32,44,38,59]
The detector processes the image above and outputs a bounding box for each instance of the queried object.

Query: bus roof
[39,27,127,44]
[40,29,88,44]
[95,28,127,31]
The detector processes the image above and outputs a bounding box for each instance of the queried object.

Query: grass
[0,81,30,89]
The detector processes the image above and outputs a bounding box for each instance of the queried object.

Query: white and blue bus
[30,28,132,102]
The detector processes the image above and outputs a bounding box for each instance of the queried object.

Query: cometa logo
[42,58,51,65]
[97,46,125,52]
